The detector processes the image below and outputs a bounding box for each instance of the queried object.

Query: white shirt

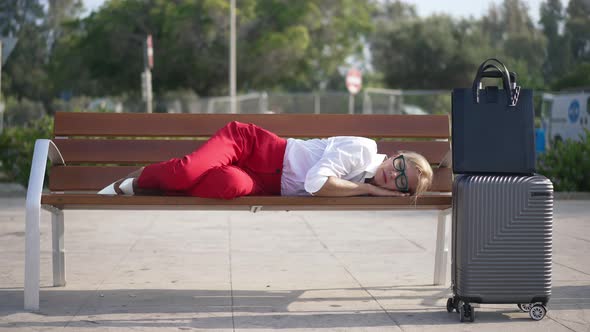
[280,137,387,196]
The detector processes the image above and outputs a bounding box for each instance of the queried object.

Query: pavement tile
[232,310,403,331]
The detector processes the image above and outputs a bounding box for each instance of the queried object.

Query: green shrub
[0,116,54,187]
[3,96,46,127]
[537,130,590,192]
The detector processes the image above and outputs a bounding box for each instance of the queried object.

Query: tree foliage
[565,0,590,62]
[1,0,83,111]
[370,0,548,90]
[552,62,590,90]
[371,2,489,89]
[1,0,589,103]
[48,0,373,97]
[540,0,571,83]
[538,129,590,191]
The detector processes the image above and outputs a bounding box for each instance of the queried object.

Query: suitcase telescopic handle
[472,58,520,107]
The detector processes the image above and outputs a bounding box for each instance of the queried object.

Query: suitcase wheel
[459,302,475,322]
[529,304,547,321]
[517,303,533,312]
[446,298,455,313]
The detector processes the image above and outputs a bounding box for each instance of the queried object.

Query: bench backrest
[49,112,452,194]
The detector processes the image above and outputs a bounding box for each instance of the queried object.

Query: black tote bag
[452,58,535,174]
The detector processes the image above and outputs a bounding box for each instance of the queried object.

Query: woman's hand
[312,177,409,197]
[367,183,410,197]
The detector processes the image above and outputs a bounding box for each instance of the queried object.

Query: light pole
[229,0,237,113]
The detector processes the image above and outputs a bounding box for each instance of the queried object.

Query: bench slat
[49,166,452,192]
[41,194,452,210]
[54,112,450,138]
[54,139,450,165]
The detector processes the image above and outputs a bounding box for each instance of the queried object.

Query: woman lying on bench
[99,121,433,199]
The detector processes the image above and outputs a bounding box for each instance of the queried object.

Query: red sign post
[346,68,362,114]
[146,35,154,69]
[142,35,154,113]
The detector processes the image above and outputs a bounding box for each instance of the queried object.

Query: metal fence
[160,90,452,115]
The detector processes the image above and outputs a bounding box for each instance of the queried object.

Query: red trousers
[137,121,287,199]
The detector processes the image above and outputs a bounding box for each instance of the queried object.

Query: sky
[403,0,569,23]
[82,0,570,23]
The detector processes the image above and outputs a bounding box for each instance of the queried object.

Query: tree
[50,0,374,97]
[0,0,44,36]
[239,0,373,91]
[552,62,590,90]
[1,0,86,113]
[0,0,46,101]
[46,0,84,54]
[51,0,164,96]
[565,0,590,62]
[539,0,571,83]
[370,1,495,89]
[479,0,546,88]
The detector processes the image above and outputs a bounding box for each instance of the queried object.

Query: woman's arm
[312,176,409,197]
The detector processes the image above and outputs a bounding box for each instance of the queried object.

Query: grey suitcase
[447,174,553,322]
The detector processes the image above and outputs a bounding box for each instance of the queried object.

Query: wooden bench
[24,112,453,311]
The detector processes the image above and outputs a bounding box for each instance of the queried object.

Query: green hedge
[0,116,54,188]
[537,130,590,192]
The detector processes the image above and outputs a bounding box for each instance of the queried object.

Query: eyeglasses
[392,155,409,193]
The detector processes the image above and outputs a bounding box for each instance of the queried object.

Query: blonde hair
[398,150,433,199]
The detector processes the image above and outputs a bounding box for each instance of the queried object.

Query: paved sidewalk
[0,197,588,331]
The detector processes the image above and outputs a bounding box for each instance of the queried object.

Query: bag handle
[472,59,512,102]
[472,58,520,106]
[481,64,517,84]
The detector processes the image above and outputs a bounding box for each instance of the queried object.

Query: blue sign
[568,100,580,123]
[535,128,546,154]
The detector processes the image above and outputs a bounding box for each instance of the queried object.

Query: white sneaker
[98,178,135,195]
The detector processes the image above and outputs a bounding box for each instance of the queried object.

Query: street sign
[0,37,18,65]
[346,68,362,95]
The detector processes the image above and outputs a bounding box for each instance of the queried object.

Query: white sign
[346,68,362,95]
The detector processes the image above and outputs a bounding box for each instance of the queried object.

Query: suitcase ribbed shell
[452,175,553,304]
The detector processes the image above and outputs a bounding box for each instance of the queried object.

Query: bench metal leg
[433,208,452,285]
[25,198,41,311]
[50,208,66,287]
[24,139,65,311]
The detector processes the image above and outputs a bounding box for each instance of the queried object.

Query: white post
[434,208,452,285]
[314,93,320,114]
[348,94,354,114]
[145,69,152,113]
[389,95,394,114]
[362,90,372,114]
[229,0,237,114]
[51,208,66,286]
[259,92,268,113]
